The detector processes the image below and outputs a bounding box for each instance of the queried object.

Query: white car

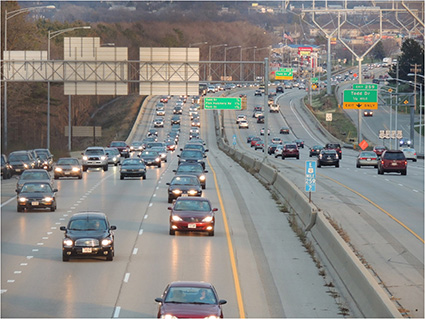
[236,114,247,124]
[401,148,417,162]
[153,118,164,128]
[238,120,249,129]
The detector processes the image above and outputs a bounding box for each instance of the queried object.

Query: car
[173,106,183,114]
[236,114,247,124]
[356,151,378,168]
[399,139,412,148]
[281,143,299,160]
[120,158,146,180]
[146,142,166,149]
[260,128,270,135]
[378,150,407,175]
[34,149,54,171]
[129,141,144,152]
[271,137,282,144]
[239,120,249,129]
[254,89,262,96]
[156,102,165,109]
[284,81,293,89]
[309,145,324,157]
[190,132,201,140]
[171,115,181,125]
[299,83,306,90]
[153,117,164,128]
[257,115,265,124]
[254,141,265,151]
[17,169,54,193]
[253,111,263,118]
[191,119,201,127]
[109,141,129,158]
[60,212,116,261]
[156,108,166,116]
[147,129,159,137]
[317,149,340,168]
[324,143,342,159]
[81,147,108,172]
[105,147,121,166]
[182,143,208,156]
[253,106,263,112]
[267,143,279,155]
[54,158,83,179]
[190,127,200,135]
[165,140,177,152]
[16,181,58,212]
[373,145,387,157]
[1,154,13,179]
[139,150,162,167]
[160,96,168,103]
[246,135,256,143]
[274,144,284,158]
[168,197,218,236]
[178,150,206,169]
[173,163,207,189]
[276,86,284,93]
[270,104,280,112]
[293,139,304,148]
[28,149,42,169]
[150,146,168,162]
[166,175,202,203]
[142,137,158,148]
[8,150,37,174]
[363,110,373,117]
[155,281,227,318]
[250,137,262,147]
[280,127,290,134]
[401,148,417,162]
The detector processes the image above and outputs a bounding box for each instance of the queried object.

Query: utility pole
[409,63,421,148]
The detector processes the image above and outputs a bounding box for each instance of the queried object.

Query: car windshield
[111,142,125,147]
[105,148,119,155]
[85,149,104,155]
[68,218,107,231]
[122,159,144,166]
[147,143,164,148]
[384,152,405,160]
[177,165,203,173]
[9,154,30,161]
[185,145,203,151]
[171,176,199,186]
[142,151,159,156]
[360,151,376,157]
[21,183,52,193]
[165,287,217,304]
[181,151,203,159]
[35,150,50,157]
[174,200,211,212]
[21,172,49,180]
[57,159,79,165]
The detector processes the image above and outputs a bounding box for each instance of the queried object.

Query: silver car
[150,147,168,163]
[401,148,417,162]
[356,151,378,168]
[81,147,108,172]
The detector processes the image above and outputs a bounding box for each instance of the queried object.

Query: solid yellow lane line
[207,156,246,318]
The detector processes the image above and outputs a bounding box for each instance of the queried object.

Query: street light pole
[47,26,91,150]
[3,5,55,151]
[208,44,227,82]
[240,46,256,82]
[224,46,240,81]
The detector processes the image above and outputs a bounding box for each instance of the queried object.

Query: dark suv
[325,143,342,159]
[377,150,407,175]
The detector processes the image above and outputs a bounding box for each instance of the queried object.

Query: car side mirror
[172,170,176,172]
[212,208,218,212]
[166,183,170,185]
[203,155,206,158]
[177,155,180,158]
[155,298,164,303]
[110,225,117,230]
[204,170,208,173]
[15,189,20,193]
[180,148,183,151]
[205,149,209,152]
[60,226,67,231]
[167,207,172,210]
[53,189,58,193]
[81,152,84,155]
[219,299,227,305]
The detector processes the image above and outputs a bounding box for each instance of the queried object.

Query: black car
[60,212,116,261]
[181,143,209,156]
[147,129,159,137]
[280,127,290,134]
[173,163,208,189]
[140,150,162,168]
[120,158,147,180]
[34,148,54,171]
[16,181,58,212]
[276,86,284,93]
[257,115,265,124]
[171,115,181,125]
[254,90,262,96]
[54,157,83,179]
[178,150,206,169]
[294,139,304,148]
[173,106,183,114]
[309,145,324,157]
[166,175,202,203]
[8,151,36,174]
[1,154,13,179]
[317,149,340,168]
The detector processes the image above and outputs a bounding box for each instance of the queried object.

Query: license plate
[31,201,39,206]
[65,172,71,175]
[82,247,92,253]
[391,162,397,166]
[181,194,188,197]
[188,224,196,229]
[367,159,371,161]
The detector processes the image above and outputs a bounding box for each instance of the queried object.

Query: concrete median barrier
[258,163,277,185]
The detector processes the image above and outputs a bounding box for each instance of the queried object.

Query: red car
[168,197,217,236]
[377,150,407,175]
[250,137,262,147]
[109,141,130,158]
[281,143,299,160]
[155,281,227,318]
[373,145,387,157]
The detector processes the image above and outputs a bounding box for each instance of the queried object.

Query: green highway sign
[203,97,242,110]
[353,84,378,90]
[343,89,378,109]
[311,77,318,83]
[275,68,293,80]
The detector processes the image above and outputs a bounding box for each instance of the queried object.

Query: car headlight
[188,190,198,196]
[18,197,28,202]
[112,157,117,161]
[161,154,166,158]
[23,163,29,168]
[44,196,54,202]
[100,156,107,161]
[199,175,206,181]
[82,156,88,161]
[101,238,113,246]
[155,158,160,162]
[172,189,182,195]
[161,315,178,319]
[172,215,183,222]
[63,239,73,247]
[121,169,128,172]
[55,167,63,172]
[202,216,213,222]
[72,167,81,172]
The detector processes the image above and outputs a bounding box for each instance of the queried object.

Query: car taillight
[404,160,407,165]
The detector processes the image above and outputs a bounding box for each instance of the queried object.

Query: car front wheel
[103,165,108,171]
[62,253,70,262]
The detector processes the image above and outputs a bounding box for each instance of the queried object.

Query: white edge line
[1,196,17,208]
[113,306,121,318]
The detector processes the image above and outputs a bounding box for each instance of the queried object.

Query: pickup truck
[270,104,280,113]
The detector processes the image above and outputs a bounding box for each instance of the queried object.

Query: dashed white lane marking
[413,189,418,192]
[144,215,148,219]
[1,290,7,294]
[139,229,144,235]
[14,271,22,274]
[20,263,28,266]
[153,194,156,197]
[26,256,33,259]
[156,186,159,190]
[398,184,403,187]
[7,280,15,283]
[149,203,153,207]
[133,248,138,255]
[0,196,16,208]
[124,273,130,283]
[37,243,44,246]
[47,232,52,235]
[42,237,48,240]
[51,227,57,230]
[113,306,121,318]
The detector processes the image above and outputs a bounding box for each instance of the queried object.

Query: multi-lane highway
[1,94,346,318]
[221,86,424,318]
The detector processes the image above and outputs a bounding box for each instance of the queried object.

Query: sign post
[305,161,317,202]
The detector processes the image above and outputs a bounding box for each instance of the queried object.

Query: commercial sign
[343,89,378,109]
[203,97,242,110]
[298,47,313,56]
[275,68,293,80]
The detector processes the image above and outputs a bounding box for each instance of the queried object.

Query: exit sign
[343,89,378,109]
[353,84,378,90]
[275,68,293,80]
[203,97,242,110]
